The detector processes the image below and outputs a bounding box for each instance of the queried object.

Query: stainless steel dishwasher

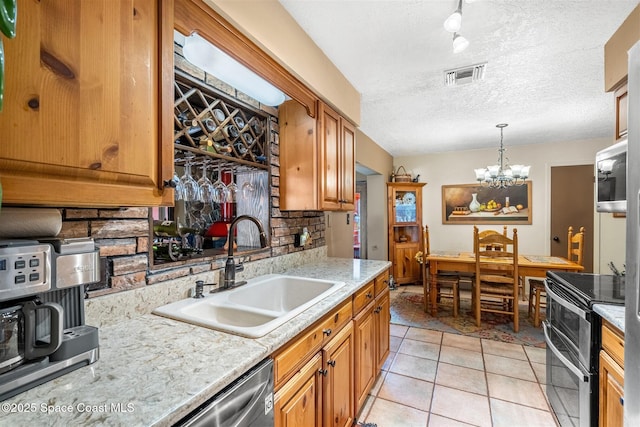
[176,358,274,427]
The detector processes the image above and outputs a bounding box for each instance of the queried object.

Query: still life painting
[442,182,532,224]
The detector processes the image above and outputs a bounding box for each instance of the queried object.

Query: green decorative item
[0,0,17,38]
[0,0,17,112]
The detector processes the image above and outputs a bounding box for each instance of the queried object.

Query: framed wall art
[442,182,532,225]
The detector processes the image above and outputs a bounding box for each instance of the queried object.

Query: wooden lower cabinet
[273,269,391,427]
[599,321,624,427]
[322,322,354,427]
[275,353,323,427]
[354,285,390,415]
[275,322,354,427]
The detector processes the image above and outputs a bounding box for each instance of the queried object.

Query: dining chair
[473,225,519,332]
[423,225,461,316]
[528,226,585,327]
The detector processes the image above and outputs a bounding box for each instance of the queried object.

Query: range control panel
[0,242,51,302]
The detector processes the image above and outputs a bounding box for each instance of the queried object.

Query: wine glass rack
[173,70,271,172]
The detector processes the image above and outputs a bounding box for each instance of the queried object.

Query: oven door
[544,320,592,427]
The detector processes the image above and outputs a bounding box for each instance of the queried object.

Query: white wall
[394,137,618,272]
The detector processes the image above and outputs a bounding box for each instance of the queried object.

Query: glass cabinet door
[394,190,417,223]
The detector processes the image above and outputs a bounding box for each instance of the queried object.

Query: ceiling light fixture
[474,124,530,188]
[443,0,463,32]
[444,0,472,53]
[182,32,286,106]
[452,33,469,53]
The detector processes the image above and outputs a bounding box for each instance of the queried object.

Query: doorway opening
[355,181,367,258]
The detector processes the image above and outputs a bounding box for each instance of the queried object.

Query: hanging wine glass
[241,172,256,200]
[227,166,239,202]
[179,157,201,202]
[212,162,230,204]
[197,161,216,214]
[172,171,186,201]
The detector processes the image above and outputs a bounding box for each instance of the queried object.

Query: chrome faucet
[223,215,268,289]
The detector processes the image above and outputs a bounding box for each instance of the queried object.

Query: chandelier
[474,124,530,188]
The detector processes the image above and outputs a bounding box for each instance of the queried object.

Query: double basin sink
[153,274,346,338]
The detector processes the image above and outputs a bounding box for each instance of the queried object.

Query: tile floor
[356,286,557,427]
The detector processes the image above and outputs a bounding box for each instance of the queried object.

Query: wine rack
[174,70,270,171]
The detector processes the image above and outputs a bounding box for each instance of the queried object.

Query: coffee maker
[0,238,101,401]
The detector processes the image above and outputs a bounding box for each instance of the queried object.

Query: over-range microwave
[596,138,627,213]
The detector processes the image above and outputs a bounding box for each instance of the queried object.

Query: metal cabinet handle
[327,360,336,367]
[366,292,373,299]
[318,369,328,376]
[323,328,332,336]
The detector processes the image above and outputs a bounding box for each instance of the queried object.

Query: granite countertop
[1,258,391,427]
[594,303,625,333]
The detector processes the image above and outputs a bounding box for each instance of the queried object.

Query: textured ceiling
[279,0,639,156]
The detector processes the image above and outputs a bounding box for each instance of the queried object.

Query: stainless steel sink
[153,274,346,338]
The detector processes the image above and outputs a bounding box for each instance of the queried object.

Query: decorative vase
[469,193,480,212]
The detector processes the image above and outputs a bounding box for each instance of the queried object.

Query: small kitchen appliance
[0,238,100,401]
[544,271,625,427]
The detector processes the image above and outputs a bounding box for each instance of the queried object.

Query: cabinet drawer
[273,298,352,388]
[602,322,624,367]
[353,282,375,316]
[374,270,390,296]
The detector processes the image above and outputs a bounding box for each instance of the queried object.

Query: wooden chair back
[568,226,585,266]
[474,225,519,285]
[477,226,508,250]
[424,225,431,257]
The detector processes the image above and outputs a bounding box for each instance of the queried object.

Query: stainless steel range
[0,238,101,400]
[544,271,625,427]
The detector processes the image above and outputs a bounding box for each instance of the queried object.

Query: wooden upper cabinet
[604,3,640,92]
[614,83,628,141]
[279,100,356,211]
[0,0,174,207]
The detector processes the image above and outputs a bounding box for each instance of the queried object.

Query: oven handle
[543,320,588,382]
[545,281,588,320]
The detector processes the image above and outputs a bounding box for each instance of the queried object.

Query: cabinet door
[599,351,624,427]
[275,353,323,427]
[322,322,354,427]
[375,288,391,373]
[0,0,174,207]
[394,244,421,284]
[353,302,376,414]
[339,119,356,210]
[319,102,341,210]
[614,83,628,141]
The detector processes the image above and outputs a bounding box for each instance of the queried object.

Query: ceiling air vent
[444,62,487,87]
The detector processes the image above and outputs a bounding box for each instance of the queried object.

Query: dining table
[425,251,584,316]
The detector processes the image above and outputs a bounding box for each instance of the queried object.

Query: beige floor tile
[389,353,438,382]
[531,361,547,385]
[440,345,485,371]
[370,370,387,396]
[382,351,396,372]
[390,335,402,352]
[482,340,527,360]
[406,327,443,344]
[356,393,375,423]
[398,338,441,361]
[525,345,547,364]
[490,398,557,427]
[442,332,482,352]
[484,353,537,381]
[431,384,492,427]
[486,373,549,410]
[364,397,429,427]
[377,372,434,411]
[390,324,409,338]
[436,362,487,395]
[428,414,477,426]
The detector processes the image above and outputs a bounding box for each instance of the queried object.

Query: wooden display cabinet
[387,182,426,285]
